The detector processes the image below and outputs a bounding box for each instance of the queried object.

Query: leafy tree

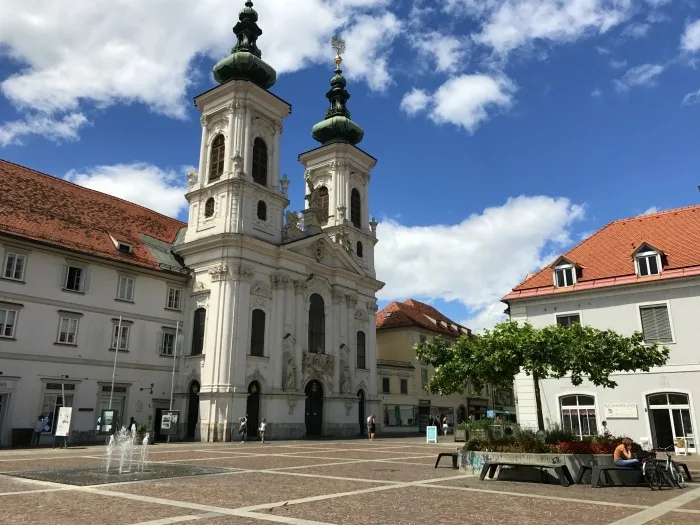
[414,320,669,430]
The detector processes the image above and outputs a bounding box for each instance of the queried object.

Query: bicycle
[641,455,664,490]
[642,446,685,490]
[657,445,686,488]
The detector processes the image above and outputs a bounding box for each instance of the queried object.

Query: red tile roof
[0,159,186,272]
[376,299,471,337]
[503,204,700,302]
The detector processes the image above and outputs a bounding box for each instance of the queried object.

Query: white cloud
[402,74,515,132]
[0,0,399,123]
[609,58,628,69]
[400,88,431,115]
[64,163,189,218]
[613,63,665,92]
[641,206,659,215]
[458,0,634,57]
[375,195,585,331]
[682,88,700,105]
[681,19,700,53]
[596,45,610,55]
[591,88,602,97]
[410,32,468,73]
[0,113,89,147]
[621,22,650,39]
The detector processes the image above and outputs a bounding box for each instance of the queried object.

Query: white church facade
[0,0,382,445]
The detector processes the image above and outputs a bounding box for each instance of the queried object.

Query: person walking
[368,414,376,442]
[366,414,372,439]
[259,418,267,444]
[238,415,247,443]
[31,416,45,446]
[442,416,449,437]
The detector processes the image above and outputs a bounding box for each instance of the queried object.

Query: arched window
[351,188,361,228]
[252,137,268,186]
[356,241,363,258]
[250,309,265,357]
[357,331,366,369]
[318,186,329,224]
[257,200,267,221]
[191,308,206,356]
[209,134,225,181]
[204,198,215,218]
[560,394,597,439]
[308,293,325,354]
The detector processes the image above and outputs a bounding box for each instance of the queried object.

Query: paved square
[1,438,700,525]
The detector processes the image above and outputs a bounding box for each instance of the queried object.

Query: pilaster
[293,280,306,387]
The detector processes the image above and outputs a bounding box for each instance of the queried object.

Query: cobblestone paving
[1,437,700,525]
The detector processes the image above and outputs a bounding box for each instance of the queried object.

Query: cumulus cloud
[613,63,665,92]
[641,206,659,216]
[681,19,700,53]
[682,88,700,106]
[64,163,189,218]
[609,58,628,69]
[400,74,516,132]
[621,23,650,39]
[591,88,602,97]
[375,195,585,330]
[410,32,468,73]
[0,113,89,147]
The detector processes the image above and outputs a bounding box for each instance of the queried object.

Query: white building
[503,204,700,453]
[0,1,383,446]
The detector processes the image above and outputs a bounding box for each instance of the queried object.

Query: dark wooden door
[246,382,260,438]
[187,381,199,440]
[305,380,323,437]
[357,390,365,436]
[154,408,166,442]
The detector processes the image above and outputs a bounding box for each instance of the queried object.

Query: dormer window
[554,264,575,288]
[636,249,661,276]
[117,242,132,254]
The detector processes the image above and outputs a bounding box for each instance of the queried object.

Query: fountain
[106,427,149,474]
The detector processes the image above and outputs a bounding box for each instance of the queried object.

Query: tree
[414,320,669,430]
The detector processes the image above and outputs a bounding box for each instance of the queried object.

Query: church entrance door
[357,390,365,436]
[246,382,260,439]
[187,381,199,440]
[305,380,323,437]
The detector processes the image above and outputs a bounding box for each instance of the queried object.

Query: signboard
[54,407,73,437]
[604,403,638,419]
[426,425,438,444]
[160,410,180,436]
[486,410,496,419]
[99,409,119,435]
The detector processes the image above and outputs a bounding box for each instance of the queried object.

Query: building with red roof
[502,205,700,451]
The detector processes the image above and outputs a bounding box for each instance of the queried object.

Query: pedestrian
[31,416,45,446]
[259,418,267,444]
[366,414,372,439]
[238,415,247,443]
[442,416,448,436]
[128,417,137,433]
[368,414,376,442]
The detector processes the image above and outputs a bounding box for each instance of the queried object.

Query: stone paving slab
[191,455,357,470]
[295,462,461,482]
[430,476,685,506]
[647,513,700,525]
[0,457,103,473]
[268,485,638,525]
[181,517,274,525]
[676,493,700,511]
[2,489,188,525]
[101,471,386,508]
[147,451,252,462]
[287,449,433,461]
[0,475,51,493]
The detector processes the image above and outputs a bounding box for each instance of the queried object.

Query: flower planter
[454,429,468,442]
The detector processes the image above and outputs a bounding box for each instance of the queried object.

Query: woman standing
[368,414,376,442]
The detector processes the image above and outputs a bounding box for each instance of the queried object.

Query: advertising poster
[54,407,73,437]
[160,410,180,436]
[426,425,438,443]
[99,409,118,435]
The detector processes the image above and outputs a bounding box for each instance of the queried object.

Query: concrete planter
[454,429,467,442]
[458,450,638,485]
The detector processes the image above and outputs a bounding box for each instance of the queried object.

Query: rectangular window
[421,368,429,390]
[419,334,427,344]
[166,287,182,310]
[62,265,90,292]
[111,324,130,350]
[640,305,673,343]
[637,253,660,276]
[117,276,135,302]
[400,379,408,394]
[357,331,366,369]
[383,404,419,427]
[3,252,26,281]
[57,317,79,345]
[382,377,390,394]
[555,266,574,287]
[556,314,581,328]
[0,308,18,338]
[159,332,175,356]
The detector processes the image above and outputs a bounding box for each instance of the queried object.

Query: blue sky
[1,0,700,329]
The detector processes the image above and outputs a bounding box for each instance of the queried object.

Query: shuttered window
[640,305,673,343]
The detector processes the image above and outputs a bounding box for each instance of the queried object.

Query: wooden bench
[435,452,458,469]
[479,461,574,487]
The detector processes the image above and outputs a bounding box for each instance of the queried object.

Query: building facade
[375,299,513,433]
[503,205,700,453]
[0,1,383,446]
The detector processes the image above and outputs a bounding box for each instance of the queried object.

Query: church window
[308,293,325,354]
[357,331,366,369]
[351,188,361,228]
[257,200,267,221]
[191,308,206,356]
[204,198,215,218]
[252,138,268,186]
[209,134,225,181]
[250,309,265,357]
[356,241,363,258]
[318,186,329,224]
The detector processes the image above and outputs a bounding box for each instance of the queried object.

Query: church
[0,0,382,445]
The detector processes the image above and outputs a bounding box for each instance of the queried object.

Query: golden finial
[331,35,346,68]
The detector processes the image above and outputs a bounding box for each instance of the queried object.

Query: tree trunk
[533,372,545,431]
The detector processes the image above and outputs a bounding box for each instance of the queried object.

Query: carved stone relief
[302,351,334,379]
[251,296,269,310]
[345,294,357,309]
[355,308,369,322]
[193,281,207,292]
[309,239,326,263]
[250,281,272,298]
[331,289,344,305]
[287,398,297,415]
[209,264,229,282]
[272,274,290,290]
[234,264,255,282]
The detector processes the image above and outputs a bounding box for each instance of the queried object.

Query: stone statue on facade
[283,357,297,391]
[340,365,351,394]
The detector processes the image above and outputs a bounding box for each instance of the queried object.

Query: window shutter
[156,331,163,355]
[82,269,92,292]
[640,306,672,343]
[59,265,68,288]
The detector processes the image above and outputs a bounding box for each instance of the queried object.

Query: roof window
[553,263,575,288]
[117,242,132,254]
[635,245,661,277]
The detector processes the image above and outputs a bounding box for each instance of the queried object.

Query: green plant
[135,422,149,434]
[543,423,576,444]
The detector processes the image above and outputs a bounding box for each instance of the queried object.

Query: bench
[575,465,642,488]
[675,462,693,481]
[479,462,574,487]
[435,452,458,469]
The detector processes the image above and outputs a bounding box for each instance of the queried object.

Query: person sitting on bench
[614,438,640,468]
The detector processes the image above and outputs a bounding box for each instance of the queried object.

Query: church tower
[299,40,379,279]
[184,0,291,246]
